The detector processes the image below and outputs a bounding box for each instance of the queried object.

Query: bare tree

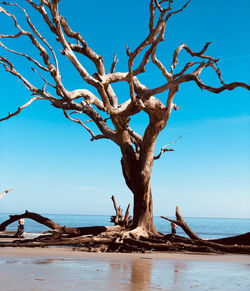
[0,0,249,236]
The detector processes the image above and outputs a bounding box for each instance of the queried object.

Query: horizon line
[0,212,249,220]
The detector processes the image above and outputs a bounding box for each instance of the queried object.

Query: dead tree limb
[0,210,119,237]
[0,188,14,199]
[123,237,250,254]
[124,204,131,226]
[0,210,61,231]
[110,195,132,227]
[111,195,123,224]
[154,136,182,160]
[209,232,250,246]
[161,206,201,240]
[161,207,250,251]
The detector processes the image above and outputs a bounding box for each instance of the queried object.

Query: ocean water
[0,213,249,239]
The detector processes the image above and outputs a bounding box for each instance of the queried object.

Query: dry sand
[0,247,249,290]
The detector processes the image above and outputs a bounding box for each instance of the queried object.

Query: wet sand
[0,247,249,290]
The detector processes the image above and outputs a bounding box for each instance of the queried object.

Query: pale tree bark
[0,0,249,236]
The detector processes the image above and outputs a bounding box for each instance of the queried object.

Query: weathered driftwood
[0,211,61,231]
[110,195,132,227]
[161,207,250,247]
[161,206,200,240]
[210,233,250,246]
[1,206,249,254]
[1,234,250,254]
[0,210,120,238]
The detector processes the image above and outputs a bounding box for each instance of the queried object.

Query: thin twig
[154,136,182,160]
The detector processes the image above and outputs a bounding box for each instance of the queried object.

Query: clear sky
[0,0,249,218]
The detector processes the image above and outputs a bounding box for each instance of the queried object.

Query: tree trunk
[117,117,164,236]
[121,156,158,235]
[132,183,158,235]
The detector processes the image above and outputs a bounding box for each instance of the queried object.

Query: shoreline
[1,247,249,290]
[0,246,249,262]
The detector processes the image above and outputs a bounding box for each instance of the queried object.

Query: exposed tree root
[121,226,153,240]
[0,205,249,254]
[1,231,249,254]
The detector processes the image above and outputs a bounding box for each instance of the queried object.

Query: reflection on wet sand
[130,258,152,290]
[109,257,195,290]
[0,251,250,290]
[108,258,152,290]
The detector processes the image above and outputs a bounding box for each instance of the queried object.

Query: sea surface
[0,213,249,239]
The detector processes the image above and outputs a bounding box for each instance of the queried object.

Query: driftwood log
[0,210,120,238]
[0,201,249,254]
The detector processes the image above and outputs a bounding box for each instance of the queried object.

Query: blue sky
[0,0,249,218]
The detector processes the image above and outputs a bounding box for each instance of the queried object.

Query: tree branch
[147,71,250,97]
[170,42,217,74]
[154,135,182,160]
[63,110,106,141]
[110,54,119,74]
[31,67,56,89]
[0,96,43,122]
[0,56,61,114]
[0,41,49,71]
[48,1,100,90]
[0,188,14,200]
[0,3,68,98]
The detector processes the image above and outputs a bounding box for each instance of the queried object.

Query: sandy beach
[0,247,249,290]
